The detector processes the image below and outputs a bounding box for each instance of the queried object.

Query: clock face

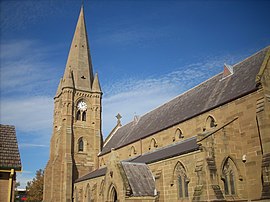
[77,101,87,111]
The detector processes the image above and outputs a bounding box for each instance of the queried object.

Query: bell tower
[44,6,102,202]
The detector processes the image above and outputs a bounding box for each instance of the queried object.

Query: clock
[77,101,87,111]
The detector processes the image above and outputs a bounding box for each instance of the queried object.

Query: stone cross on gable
[116,113,122,124]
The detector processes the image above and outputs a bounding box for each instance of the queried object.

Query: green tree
[26,169,44,202]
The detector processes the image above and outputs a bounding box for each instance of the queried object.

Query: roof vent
[223,63,234,78]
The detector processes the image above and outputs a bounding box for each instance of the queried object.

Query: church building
[43,6,270,202]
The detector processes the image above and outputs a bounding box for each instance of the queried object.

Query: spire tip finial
[81,0,84,8]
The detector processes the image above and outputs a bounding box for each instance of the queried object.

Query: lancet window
[173,128,184,141]
[129,146,137,156]
[222,158,237,196]
[174,162,189,199]
[204,115,217,131]
[149,138,158,150]
[78,137,84,152]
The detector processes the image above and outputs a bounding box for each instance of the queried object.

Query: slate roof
[121,162,156,197]
[131,136,199,164]
[75,167,107,183]
[100,46,269,156]
[76,136,199,183]
[0,124,22,171]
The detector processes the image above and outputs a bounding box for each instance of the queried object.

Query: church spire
[63,6,94,91]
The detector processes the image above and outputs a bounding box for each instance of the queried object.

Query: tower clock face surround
[77,101,87,111]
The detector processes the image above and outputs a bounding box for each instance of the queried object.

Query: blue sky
[0,0,270,188]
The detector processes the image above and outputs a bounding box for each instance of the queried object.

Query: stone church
[43,6,270,202]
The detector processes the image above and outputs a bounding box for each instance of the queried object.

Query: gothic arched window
[204,115,217,131]
[222,158,237,196]
[108,185,118,202]
[173,162,189,199]
[173,128,184,141]
[76,111,81,121]
[149,138,158,150]
[129,146,137,156]
[78,137,84,152]
[82,111,86,121]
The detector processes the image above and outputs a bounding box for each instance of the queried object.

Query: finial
[116,113,122,124]
[81,0,84,7]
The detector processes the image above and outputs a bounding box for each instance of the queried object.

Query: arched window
[82,111,86,121]
[222,158,237,196]
[109,186,118,202]
[78,137,84,152]
[173,128,184,141]
[204,115,217,131]
[173,162,189,199]
[76,111,81,121]
[149,138,158,150]
[129,146,137,156]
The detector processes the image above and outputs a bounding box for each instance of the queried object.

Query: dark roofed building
[100,47,269,156]
[73,46,270,201]
[0,124,22,202]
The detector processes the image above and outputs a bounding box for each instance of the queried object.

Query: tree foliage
[26,169,44,202]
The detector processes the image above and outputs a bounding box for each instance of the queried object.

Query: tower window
[82,111,86,121]
[78,137,84,152]
[76,111,81,121]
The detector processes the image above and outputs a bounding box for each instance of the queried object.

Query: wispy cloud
[0,40,58,135]
[95,24,172,47]
[0,96,53,133]
[0,40,62,97]
[101,53,243,136]
[19,143,49,148]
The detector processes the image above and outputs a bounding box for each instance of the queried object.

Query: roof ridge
[115,46,270,128]
[231,45,270,68]
[100,45,269,155]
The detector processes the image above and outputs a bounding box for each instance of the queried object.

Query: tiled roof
[0,124,22,170]
[75,167,107,183]
[131,136,199,164]
[121,162,156,197]
[100,46,269,156]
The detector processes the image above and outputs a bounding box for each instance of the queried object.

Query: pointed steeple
[63,6,94,91]
[92,73,102,93]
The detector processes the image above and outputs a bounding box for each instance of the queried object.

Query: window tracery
[222,157,237,196]
[173,162,189,199]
